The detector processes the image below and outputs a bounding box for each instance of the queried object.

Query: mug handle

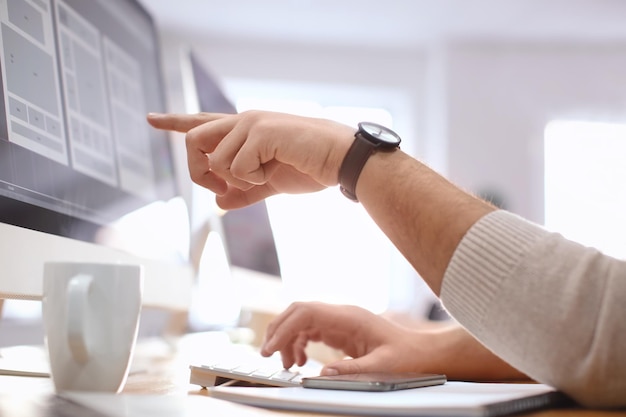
[66,274,93,364]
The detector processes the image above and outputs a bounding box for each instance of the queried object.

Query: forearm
[419,323,528,382]
[356,150,495,295]
[442,211,626,407]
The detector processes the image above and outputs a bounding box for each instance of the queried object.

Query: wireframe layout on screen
[0,0,193,309]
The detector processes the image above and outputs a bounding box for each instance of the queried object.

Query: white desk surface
[0,333,621,417]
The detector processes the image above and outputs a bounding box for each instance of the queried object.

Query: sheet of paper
[0,345,50,377]
[209,381,565,417]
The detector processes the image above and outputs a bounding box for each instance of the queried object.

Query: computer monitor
[188,51,237,115]
[0,0,193,310]
[184,51,285,324]
[187,51,281,276]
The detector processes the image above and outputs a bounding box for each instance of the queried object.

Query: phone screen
[302,372,447,392]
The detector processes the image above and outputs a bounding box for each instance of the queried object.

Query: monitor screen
[189,52,236,115]
[0,0,175,242]
[189,51,282,278]
[0,0,193,308]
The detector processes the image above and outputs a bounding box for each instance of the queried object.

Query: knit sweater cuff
[440,210,549,335]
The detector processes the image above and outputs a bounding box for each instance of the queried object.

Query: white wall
[167,34,626,225]
[160,33,427,154]
[443,41,626,223]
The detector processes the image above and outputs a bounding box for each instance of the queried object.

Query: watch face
[359,122,401,146]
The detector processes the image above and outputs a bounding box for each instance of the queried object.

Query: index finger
[146,112,231,133]
[261,303,319,354]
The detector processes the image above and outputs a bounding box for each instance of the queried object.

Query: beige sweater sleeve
[440,210,626,408]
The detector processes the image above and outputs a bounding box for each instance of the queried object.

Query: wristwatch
[338,122,401,202]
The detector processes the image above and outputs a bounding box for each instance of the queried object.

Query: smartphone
[301,372,447,392]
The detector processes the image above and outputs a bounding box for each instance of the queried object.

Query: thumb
[321,355,383,376]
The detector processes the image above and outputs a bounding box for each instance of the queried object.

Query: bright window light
[544,120,626,259]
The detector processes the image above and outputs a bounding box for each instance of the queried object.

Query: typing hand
[260,302,424,376]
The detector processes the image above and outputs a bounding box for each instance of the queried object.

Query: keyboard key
[250,368,277,378]
[189,349,323,388]
[231,365,259,375]
[270,369,301,382]
[209,362,237,371]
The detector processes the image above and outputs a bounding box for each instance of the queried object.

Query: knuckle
[188,162,207,182]
[353,364,365,374]
[239,110,273,136]
[229,163,246,179]
[188,170,204,186]
[239,109,263,122]
[185,128,200,146]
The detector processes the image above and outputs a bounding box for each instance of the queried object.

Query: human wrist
[337,122,401,202]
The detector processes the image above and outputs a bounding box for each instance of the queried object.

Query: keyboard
[189,353,322,388]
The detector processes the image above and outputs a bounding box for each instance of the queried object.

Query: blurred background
[146,0,626,326]
[5,0,626,347]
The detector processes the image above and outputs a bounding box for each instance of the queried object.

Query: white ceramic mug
[42,262,143,393]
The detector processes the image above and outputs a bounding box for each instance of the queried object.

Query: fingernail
[261,336,274,353]
[322,367,338,376]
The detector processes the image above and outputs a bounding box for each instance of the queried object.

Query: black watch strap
[338,132,377,202]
